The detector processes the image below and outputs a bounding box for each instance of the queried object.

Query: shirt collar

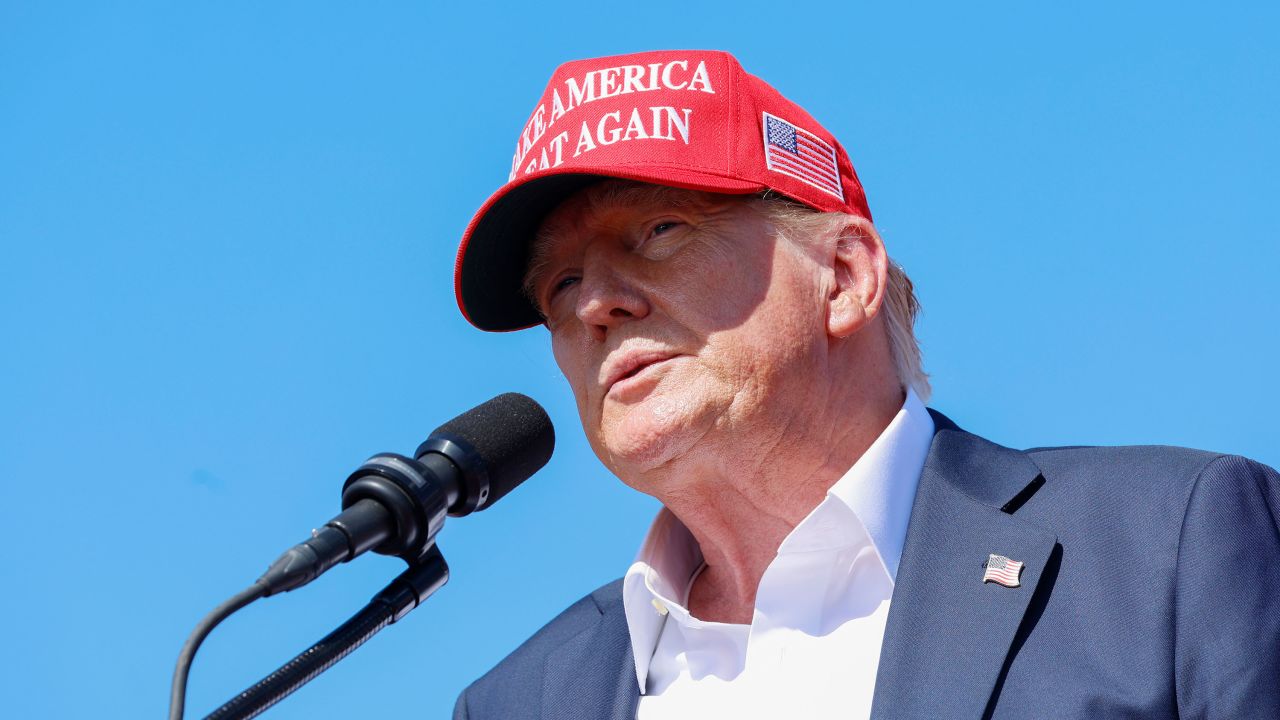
[622,506,700,692]
[621,387,935,692]
[825,386,933,579]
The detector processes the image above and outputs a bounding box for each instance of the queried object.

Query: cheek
[551,330,599,427]
[706,254,827,381]
[657,242,768,330]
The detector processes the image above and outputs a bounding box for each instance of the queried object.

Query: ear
[827,218,888,339]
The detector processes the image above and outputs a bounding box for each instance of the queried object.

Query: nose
[574,253,649,342]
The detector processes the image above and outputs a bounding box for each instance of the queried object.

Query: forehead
[527,182,739,272]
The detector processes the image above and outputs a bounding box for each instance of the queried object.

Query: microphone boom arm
[167,393,553,719]
[204,548,449,720]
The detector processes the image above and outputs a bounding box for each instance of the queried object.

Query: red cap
[454,49,872,331]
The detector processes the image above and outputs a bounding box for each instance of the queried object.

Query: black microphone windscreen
[429,393,554,512]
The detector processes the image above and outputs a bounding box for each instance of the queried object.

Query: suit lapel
[871,411,1058,719]
[540,585,639,720]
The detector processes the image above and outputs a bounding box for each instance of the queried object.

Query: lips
[602,349,679,396]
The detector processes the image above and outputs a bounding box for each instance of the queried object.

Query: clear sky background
[2,2,1277,718]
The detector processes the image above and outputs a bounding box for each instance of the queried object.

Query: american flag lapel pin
[983,553,1024,588]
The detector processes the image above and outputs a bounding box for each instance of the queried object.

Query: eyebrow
[521,183,723,306]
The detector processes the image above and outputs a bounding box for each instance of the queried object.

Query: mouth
[604,350,680,396]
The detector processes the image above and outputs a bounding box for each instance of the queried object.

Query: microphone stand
[202,546,448,720]
[171,393,554,718]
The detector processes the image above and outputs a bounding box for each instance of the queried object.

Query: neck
[651,352,905,623]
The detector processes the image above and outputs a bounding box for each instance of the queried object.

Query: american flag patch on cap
[983,554,1024,588]
[762,112,844,200]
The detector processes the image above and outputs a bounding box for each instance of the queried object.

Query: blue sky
[2,2,1277,717]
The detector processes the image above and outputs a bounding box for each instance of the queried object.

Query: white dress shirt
[622,388,935,719]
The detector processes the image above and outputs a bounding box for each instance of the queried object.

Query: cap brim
[455,167,763,332]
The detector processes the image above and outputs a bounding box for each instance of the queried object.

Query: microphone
[257,392,554,596]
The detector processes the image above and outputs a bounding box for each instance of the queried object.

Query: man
[450,50,1280,719]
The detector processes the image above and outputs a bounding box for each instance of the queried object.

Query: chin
[597,393,712,475]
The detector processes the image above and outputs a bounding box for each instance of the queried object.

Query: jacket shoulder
[1017,444,1274,532]
[1024,443,1227,490]
[455,578,626,719]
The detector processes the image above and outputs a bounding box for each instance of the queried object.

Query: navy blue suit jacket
[455,411,1280,719]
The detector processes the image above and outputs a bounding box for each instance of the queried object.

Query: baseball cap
[454,49,872,331]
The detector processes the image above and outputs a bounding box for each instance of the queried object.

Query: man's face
[527,182,834,488]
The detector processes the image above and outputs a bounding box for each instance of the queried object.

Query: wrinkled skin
[532,188,816,484]
[528,181,900,621]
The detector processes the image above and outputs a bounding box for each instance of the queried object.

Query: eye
[543,274,579,309]
[650,221,681,237]
[553,275,580,293]
[636,219,689,261]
